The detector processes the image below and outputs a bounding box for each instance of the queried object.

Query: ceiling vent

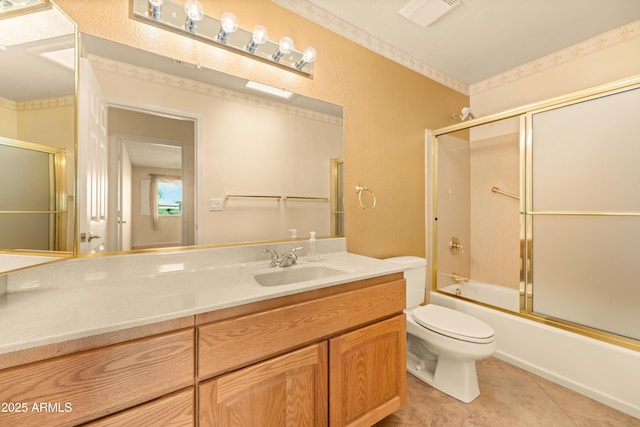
[399,0,460,27]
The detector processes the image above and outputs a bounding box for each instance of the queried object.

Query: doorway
[107,107,196,251]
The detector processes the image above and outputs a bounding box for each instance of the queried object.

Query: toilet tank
[384,256,427,308]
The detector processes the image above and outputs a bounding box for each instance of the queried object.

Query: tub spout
[441,272,469,283]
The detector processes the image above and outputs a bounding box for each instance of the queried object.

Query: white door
[79,58,108,253]
[107,137,132,251]
[118,140,133,250]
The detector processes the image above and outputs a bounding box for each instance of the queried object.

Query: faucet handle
[264,248,281,267]
[289,246,303,260]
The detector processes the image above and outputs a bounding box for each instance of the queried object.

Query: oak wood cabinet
[0,272,406,427]
[0,328,194,427]
[197,274,406,427]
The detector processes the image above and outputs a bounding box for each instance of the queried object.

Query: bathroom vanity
[0,240,407,426]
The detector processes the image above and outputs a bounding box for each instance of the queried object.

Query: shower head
[450,107,476,121]
[460,107,475,120]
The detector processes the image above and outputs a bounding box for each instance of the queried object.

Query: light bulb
[147,0,164,20]
[279,37,294,54]
[247,25,268,53]
[252,26,268,44]
[272,36,294,62]
[295,46,317,70]
[302,47,317,63]
[184,0,204,33]
[218,12,238,44]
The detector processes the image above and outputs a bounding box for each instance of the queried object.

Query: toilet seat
[412,305,495,344]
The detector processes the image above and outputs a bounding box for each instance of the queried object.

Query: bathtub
[430,288,640,419]
[440,281,519,312]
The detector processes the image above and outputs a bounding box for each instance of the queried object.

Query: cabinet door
[199,342,328,427]
[329,315,406,427]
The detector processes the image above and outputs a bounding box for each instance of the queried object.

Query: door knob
[81,232,103,242]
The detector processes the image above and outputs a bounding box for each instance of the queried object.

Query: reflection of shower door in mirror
[79,59,108,253]
[0,142,60,250]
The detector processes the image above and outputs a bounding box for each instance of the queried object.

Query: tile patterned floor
[376,357,640,427]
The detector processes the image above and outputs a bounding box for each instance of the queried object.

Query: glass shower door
[528,86,640,341]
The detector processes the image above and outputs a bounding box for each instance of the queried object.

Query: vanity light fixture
[218,12,238,44]
[131,0,317,76]
[147,0,164,20]
[245,80,294,99]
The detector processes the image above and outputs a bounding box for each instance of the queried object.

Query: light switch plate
[210,198,223,211]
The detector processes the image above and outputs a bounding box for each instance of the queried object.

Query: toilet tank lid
[384,256,426,269]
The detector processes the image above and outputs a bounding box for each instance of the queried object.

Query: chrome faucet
[264,247,303,268]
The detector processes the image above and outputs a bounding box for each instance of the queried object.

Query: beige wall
[0,97,74,153]
[17,99,75,151]
[55,0,468,259]
[471,25,640,114]
[469,129,520,289]
[0,99,18,138]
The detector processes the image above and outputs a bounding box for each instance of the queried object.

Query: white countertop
[0,239,406,355]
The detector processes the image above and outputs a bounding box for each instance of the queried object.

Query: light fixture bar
[132,0,316,76]
[245,81,294,99]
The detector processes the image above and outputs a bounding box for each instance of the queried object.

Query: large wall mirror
[78,34,344,255]
[0,1,76,272]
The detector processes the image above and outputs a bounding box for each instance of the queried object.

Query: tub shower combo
[427,76,640,417]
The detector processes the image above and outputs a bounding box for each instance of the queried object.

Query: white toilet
[385,256,496,403]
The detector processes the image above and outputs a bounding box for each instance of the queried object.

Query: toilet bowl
[385,257,496,403]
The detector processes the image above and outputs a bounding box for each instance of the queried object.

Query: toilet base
[407,342,481,403]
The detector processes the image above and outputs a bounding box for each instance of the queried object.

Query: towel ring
[355,185,377,210]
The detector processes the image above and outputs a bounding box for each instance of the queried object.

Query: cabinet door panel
[84,388,194,427]
[199,343,328,427]
[329,315,406,427]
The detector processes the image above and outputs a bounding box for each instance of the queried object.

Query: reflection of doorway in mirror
[79,58,108,254]
[107,107,195,251]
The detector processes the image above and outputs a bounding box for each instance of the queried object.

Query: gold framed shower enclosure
[428,75,640,351]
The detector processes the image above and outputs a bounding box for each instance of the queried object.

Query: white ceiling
[283,0,640,87]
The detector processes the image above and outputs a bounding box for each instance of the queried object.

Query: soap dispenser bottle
[308,231,320,261]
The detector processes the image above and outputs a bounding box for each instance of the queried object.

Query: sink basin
[253,263,353,286]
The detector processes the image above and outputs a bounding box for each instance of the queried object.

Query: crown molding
[17,96,74,111]
[470,19,640,96]
[271,0,470,95]
[0,97,17,110]
[1,96,73,111]
[87,55,343,127]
